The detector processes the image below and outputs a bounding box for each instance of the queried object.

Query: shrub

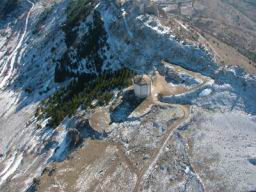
[40,68,135,127]
[55,10,107,82]
[62,0,97,46]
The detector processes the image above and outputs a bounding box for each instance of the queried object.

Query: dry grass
[89,108,110,133]
[202,31,256,74]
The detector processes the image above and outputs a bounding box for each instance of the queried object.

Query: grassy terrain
[238,48,256,63]
[38,68,135,127]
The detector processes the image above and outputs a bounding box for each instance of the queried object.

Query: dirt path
[37,62,209,192]
[133,104,190,192]
[87,142,139,192]
[133,62,210,191]
[0,2,39,181]
[116,144,140,177]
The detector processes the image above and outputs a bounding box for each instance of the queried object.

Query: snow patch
[199,88,212,97]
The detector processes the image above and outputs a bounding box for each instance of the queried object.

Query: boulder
[67,128,82,148]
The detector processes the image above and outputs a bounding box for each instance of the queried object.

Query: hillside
[0,0,255,192]
[156,0,256,70]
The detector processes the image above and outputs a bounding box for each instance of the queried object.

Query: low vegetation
[38,68,135,128]
[66,0,95,29]
[55,0,106,82]
[238,48,256,63]
[62,0,97,47]
[32,6,53,35]
[55,10,107,82]
[45,0,131,128]
[0,0,18,18]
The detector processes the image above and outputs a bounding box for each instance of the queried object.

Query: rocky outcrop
[66,128,82,148]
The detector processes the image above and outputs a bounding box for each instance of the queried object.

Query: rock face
[66,128,82,148]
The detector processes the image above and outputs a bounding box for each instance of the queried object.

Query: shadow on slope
[49,118,106,162]
[5,0,256,120]
[110,90,144,123]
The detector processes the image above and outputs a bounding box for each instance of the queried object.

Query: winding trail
[0,0,34,187]
[0,153,23,186]
[133,62,210,191]
[0,0,34,89]
[133,103,190,192]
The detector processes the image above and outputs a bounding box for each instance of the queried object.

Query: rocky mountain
[0,0,255,192]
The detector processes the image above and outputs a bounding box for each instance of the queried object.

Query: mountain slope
[0,0,255,192]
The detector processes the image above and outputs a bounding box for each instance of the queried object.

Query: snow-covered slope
[0,0,255,191]
[0,0,68,191]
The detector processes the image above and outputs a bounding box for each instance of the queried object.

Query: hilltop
[0,0,255,191]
